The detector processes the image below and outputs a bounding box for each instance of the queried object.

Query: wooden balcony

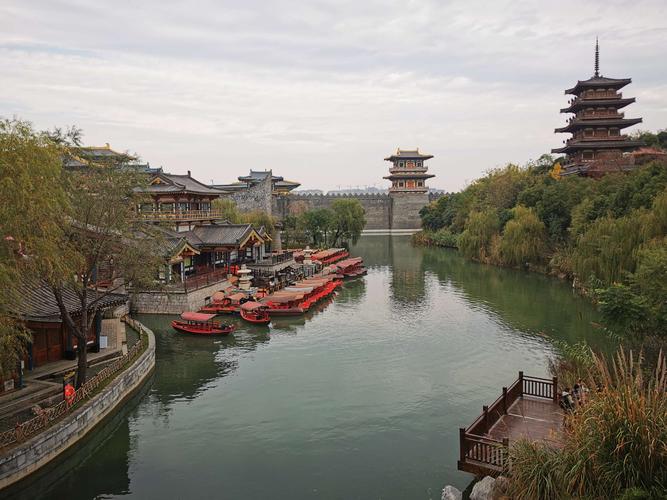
[567,135,628,145]
[458,372,562,477]
[136,209,227,222]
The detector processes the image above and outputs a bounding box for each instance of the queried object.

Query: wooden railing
[136,209,227,222]
[0,323,148,451]
[183,268,230,291]
[458,372,557,474]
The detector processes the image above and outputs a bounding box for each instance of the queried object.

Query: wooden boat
[239,301,271,325]
[311,248,349,265]
[332,257,367,279]
[171,312,235,336]
[199,292,247,314]
[260,293,305,316]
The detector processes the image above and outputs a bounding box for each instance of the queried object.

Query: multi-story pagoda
[383,149,435,192]
[552,40,643,177]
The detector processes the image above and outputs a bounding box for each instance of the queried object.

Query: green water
[8,236,605,500]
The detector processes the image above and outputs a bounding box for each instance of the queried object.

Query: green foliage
[631,129,667,150]
[597,284,650,337]
[300,208,334,247]
[458,209,500,262]
[243,210,276,236]
[572,213,645,284]
[329,198,366,246]
[416,147,667,338]
[212,197,242,223]
[0,118,68,375]
[499,206,547,267]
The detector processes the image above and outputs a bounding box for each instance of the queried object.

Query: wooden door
[32,331,48,367]
[47,327,63,362]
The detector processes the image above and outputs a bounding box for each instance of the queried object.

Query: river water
[9,235,605,500]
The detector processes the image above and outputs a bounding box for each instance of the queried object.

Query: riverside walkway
[458,372,563,476]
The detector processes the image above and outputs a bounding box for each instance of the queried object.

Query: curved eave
[560,97,635,113]
[384,154,433,161]
[565,78,632,95]
[383,173,435,180]
[552,140,644,154]
[554,117,642,133]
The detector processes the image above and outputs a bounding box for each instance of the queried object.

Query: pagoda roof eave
[565,76,632,95]
[554,117,643,133]
[383,173,435,180]
[560,97,635,113]
[552,139,643,154]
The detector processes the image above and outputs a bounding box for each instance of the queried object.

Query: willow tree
[330,199,366,246]
[44,150,164,387]
[499,206,548,267]
[0,119,67,375]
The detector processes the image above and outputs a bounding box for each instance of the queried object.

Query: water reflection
[7,236,605,500]
[388,235,427,306]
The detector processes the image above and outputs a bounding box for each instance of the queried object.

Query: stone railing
[0,321,148,450]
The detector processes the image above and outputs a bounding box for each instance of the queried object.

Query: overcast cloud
[2,0,666,191]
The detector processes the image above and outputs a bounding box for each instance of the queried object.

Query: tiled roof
[140,173,225,195]
[384,149,434,161]
[184,224,255,247]
[16,280,127,323]
[566,76,632,95]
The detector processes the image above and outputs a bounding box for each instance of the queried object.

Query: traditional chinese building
[213,170,300,195]
[383,149,435,192]
[552,40,643,177]
[136,171,228,231]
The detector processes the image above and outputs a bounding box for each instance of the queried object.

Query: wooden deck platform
[458,372,563,476]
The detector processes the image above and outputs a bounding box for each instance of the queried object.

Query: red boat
[171,312,235,336]
[260,293,306,316]
[332,257,367,279]
[240,301,271,325]
[199,292,247,314]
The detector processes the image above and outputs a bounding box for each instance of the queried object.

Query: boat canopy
[228,293,247,301]
[181,312,216,322]
[212,291,226,302]
[241,301,266,311]
[261,295,301,304]
[285,286,313,293]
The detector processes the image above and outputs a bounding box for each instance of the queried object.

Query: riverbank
[0,318,155,491]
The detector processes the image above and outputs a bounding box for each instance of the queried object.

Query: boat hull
[171,320,235,335]
[240,309,271,325]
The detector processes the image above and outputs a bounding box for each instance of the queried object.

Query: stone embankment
[0,318,156,491]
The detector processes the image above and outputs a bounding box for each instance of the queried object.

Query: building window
[160,202,174,212]
[584,129,594,137]
[406,161,415,168]
[398,161,404,168]
[398,181,404,187]
[583,151,594,160]
[416,161,422,167]
[609,128,620,136]
[417,181,423,187]
[177,202,189,212]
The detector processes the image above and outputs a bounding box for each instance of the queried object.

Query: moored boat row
[173,249,366,335]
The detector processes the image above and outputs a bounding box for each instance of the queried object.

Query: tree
[243,210,276,237]
[300,208,334,247]
[500,206,548,267]
[212,197,242,223]
[458,209,500,262]
[0,118,67,376]
[43,156,164,387]
[330,199,366,246]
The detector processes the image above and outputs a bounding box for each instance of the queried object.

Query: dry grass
[507,348,667,499]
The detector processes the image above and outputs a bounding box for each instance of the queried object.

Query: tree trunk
[76,334,87,388]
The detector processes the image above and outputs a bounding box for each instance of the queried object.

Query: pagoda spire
[594,37,600,77]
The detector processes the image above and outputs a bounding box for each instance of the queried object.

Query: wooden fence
[458,372,558,476]
[0,321,147,451]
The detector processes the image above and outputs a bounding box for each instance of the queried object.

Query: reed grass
[507,348,667,499]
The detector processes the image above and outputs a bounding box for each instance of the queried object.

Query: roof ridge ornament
[594,37,600,77]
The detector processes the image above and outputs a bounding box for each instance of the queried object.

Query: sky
[2,0,666,192]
